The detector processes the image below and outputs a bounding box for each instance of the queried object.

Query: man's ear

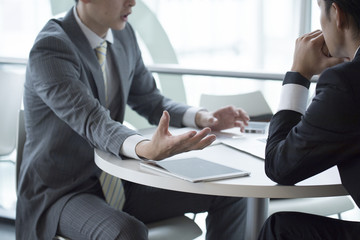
[332,2,349,30]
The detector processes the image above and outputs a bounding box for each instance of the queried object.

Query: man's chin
[112,22,127,31]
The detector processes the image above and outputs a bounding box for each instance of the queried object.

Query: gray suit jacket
[16,8,189,240]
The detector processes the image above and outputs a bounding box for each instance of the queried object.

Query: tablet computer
[140,157,250,182]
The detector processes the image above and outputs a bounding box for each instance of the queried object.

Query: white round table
[95,142,347,240]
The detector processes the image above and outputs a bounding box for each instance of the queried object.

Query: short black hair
[324,0,360,33]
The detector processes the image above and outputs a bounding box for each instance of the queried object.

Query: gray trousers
[58,181,247,240]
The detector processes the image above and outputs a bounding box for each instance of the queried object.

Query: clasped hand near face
[291,30,347,80]
[136,106,249,160]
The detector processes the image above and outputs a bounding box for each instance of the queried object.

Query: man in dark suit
[258,0,360,239]
[16,0,251,239]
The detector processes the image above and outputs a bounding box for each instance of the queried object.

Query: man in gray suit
[16,0,250,239]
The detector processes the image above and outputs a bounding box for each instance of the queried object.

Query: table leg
[245,197,269,240]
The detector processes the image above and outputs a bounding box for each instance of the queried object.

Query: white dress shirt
[278,45,360,115]
[73,7,203,159]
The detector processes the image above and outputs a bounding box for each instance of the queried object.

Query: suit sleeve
[124,24,190,127]
[265,70,358,185]
[27,31,137,157]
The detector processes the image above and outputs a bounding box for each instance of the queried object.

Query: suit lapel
[59,8,107,106]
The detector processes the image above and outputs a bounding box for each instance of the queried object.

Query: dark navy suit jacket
[265,51,360,209]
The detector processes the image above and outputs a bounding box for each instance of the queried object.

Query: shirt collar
[354,44,360,59]
[73,6,114,49]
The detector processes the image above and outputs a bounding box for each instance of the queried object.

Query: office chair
[0,66,25,220]
[52,216,202,240]
[199,92,354,219]
[0,68,25,162]
[16,110,202,240]
[200,91,273,121]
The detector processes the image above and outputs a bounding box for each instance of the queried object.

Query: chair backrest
[16,109,25,189]
[0,68,25,155]
[200,91,273,121]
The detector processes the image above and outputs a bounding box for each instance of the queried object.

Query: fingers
[227,106,250,122]
[217,105,249,121]
[308,29,322,37]
[292,30,333,79]
[187,128,216,150]
[298,30,324,51]
[234,120,247,132]
[157,110,171,135]
[232,109,249,132]
[311,31,325,46]
[205,105,250,131]
[227,107,250,130]
[235,108,250,124]
[300,30,322,40]
[193,127,212,140]
[181,128,215,149]
[153,107,250,159]
[193,134,217,150]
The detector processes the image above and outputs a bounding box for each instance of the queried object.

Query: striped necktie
[99,171,125,210]
[95,41,126,210]
[95,40,108,104]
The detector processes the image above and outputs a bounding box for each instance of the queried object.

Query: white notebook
[140,157,250,182]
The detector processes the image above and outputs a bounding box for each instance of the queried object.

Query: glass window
[141,0,304,73]
[0,0,318,109]
[311,0,321,31]
[138,0,313,109]
[1,0,316,72]
[0,0,52,58]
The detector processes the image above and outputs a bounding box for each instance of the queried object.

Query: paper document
[221,136,266,159]
[141,126,267,159]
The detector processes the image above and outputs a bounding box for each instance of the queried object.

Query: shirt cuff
[120,134,149,160]
[182,107,207,128]
[277,72,310,115]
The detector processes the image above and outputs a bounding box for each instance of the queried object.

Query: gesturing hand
[195,106,250,132]
[135,111,216,160]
